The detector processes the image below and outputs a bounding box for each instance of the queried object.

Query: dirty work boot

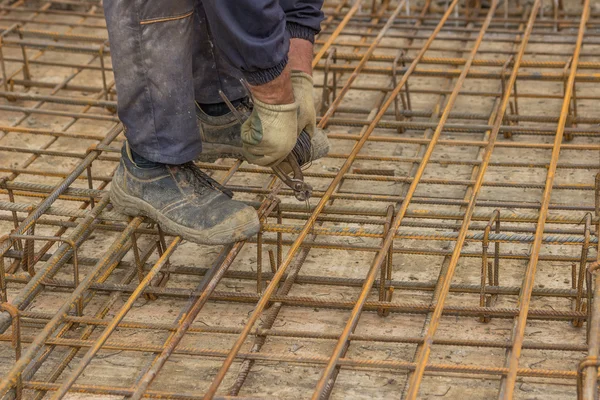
[196,100,330,165]
[110,144,260,245]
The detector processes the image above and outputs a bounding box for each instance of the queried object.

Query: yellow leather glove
[291,71,316,138]
[241,98,298,167]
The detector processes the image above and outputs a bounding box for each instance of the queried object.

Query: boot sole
[110,180,260,245]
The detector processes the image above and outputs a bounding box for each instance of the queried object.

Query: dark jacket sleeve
[201,0,324,86]
[281,0,325,43]
[201,0,289,86]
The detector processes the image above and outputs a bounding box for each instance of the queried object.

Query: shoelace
[180,162,233,198]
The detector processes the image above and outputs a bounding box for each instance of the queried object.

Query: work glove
[241,98,298,167]
[291,71,316,138]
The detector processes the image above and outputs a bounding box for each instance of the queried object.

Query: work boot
[110,144,260,245]
[195,100,330,165]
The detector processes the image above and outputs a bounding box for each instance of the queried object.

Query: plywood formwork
[1,0,600,399]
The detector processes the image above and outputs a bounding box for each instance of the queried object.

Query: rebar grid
[1,0,600,399]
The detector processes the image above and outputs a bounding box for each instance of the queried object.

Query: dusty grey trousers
[104,1,245,164]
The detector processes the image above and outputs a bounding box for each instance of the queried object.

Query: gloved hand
[241,98,298,167]
[291,71,316,138]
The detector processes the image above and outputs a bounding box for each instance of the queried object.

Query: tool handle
[291,130,312,167]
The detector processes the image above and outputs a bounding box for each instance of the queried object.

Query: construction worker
[103,1,325,245]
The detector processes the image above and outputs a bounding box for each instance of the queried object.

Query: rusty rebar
[1,1,599,399]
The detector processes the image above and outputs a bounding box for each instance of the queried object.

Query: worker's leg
[192,0,250,160]
[192,1,245,106]
[104,0,260,245]
[104,0,199,164]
